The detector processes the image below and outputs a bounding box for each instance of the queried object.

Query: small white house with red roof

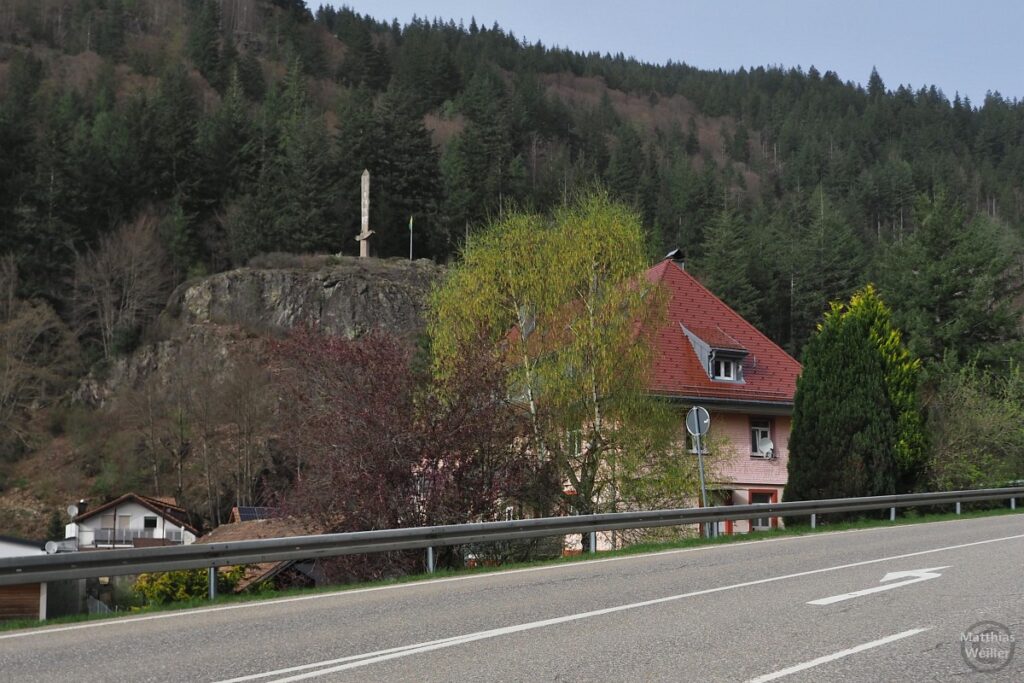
[646,251,802,532]
[65,493,199,548]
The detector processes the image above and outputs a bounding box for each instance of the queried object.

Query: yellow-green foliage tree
[858,285,926,490]
[429,193,701,537]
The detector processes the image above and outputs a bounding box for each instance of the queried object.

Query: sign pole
[695,431,710,538]
[686,406,713,539]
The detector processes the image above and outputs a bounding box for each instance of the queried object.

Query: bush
[0,435,27,464]
[926,362,1024,490]
[90,448,150,499]
[111,324,142,356]
[133,566,247,605]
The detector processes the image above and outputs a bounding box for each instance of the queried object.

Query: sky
[326,1,1023,103]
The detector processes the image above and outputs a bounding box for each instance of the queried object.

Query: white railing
[92,529,183,545]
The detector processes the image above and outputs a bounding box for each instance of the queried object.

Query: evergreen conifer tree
[876,192,1024,367]
[188,1,222,86]
[696,209,762,325]
[786,286,923,509]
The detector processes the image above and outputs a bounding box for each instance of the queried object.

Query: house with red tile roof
[646,251,802,532]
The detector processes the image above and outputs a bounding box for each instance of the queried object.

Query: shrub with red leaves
[271,328,552,580]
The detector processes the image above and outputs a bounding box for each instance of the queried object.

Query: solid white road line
[744,628,931,683]
[220,533,1024,682]
[216,634,473,683]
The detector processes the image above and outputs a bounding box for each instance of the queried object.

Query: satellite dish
[757,437,775,458]
[44,541,58,554]
[67,504,79,518]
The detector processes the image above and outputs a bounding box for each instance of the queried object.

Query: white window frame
[750,418,772,455]
[712,358,735,380]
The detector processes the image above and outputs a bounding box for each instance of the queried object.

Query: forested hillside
[1,0,1022,535]
[3,0,1023,350]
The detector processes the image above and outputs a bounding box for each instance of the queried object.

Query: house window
[750,490,777,530]
[144,517,158,529]
[712,358,735,380]
[750,418,772,454]
[100,514,115,530]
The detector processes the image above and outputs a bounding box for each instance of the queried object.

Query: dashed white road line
[745,628,931,682]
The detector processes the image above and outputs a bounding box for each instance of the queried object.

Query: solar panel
[236,506,274,521]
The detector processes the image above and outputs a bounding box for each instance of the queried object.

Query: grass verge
[3,505,1021,633]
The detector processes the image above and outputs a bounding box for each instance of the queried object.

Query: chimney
[77,498,88,516]
[664,248,685,270]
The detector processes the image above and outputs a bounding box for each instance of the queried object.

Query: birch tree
[429,193,699,541]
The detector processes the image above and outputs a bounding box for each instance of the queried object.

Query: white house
[66,493,198,548]
[0,535,47,621]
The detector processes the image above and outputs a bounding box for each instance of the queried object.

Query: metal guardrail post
[810,513,816,529]
[426,546,435,573]
[956,501,961,515]
[890,507,896,521]
[208,567,216,600]
[1012,498,1017,511]
[589,531,597,554]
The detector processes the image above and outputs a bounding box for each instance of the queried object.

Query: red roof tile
[645,260,801,404]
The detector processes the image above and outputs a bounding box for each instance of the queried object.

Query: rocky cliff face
[77,256,443,405]
[172,257,442,338]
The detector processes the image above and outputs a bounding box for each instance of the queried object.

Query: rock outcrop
[76,256,443,405]
[171,256,441,339]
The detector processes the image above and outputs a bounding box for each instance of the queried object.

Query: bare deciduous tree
[72,215,172,358]
[0,255,78,445]
[112,343,275,527]
[219,355,275,508]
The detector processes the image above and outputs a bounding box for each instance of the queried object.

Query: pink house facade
[645,251,803,533]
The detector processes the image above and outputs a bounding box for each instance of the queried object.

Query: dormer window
[709,349,745,382]
[680,324,748,383]
[713,358,735,380]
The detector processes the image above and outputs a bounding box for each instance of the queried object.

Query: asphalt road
[1,513,1022,682]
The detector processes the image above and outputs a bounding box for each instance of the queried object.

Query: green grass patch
[3,505,1020,633]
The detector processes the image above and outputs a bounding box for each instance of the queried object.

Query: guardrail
[1,487,1021,586]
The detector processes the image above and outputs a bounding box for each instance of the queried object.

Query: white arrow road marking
[745,628,931,682]
[808,566,950,605]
